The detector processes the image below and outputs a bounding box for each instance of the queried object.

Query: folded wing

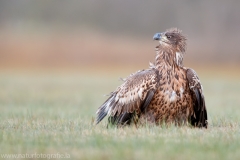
[96,69,160,125]
[187,68,208,128]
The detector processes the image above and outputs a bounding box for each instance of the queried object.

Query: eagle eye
[166,35,172,39]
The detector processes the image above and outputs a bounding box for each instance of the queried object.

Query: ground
[0,67,240,160]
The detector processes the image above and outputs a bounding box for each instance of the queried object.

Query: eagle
[96,28,208,128]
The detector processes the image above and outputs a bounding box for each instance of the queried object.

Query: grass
[0,68,240,160]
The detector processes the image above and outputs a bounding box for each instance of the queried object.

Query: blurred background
[0,0,240,72]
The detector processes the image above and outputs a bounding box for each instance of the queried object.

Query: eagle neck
[155,49,176,70]
[155,48,184,71]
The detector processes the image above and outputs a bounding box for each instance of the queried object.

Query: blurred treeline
[0,1,240,70]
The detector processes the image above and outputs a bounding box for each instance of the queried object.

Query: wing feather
[141,90,155,112]
[187,68,208,128]
[96,69,160,125]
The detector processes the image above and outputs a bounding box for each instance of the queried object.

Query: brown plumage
[96,28,208,128]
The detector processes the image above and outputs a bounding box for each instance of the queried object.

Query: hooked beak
[153,33,162,40]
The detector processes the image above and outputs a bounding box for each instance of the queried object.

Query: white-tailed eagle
[96,28,208,128]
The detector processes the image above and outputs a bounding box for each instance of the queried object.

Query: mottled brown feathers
[96,28,207,128]
[95,68,160,124]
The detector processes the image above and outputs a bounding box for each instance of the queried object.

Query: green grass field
[0,69,240,160]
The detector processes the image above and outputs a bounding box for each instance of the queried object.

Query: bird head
[153,28,187,53]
